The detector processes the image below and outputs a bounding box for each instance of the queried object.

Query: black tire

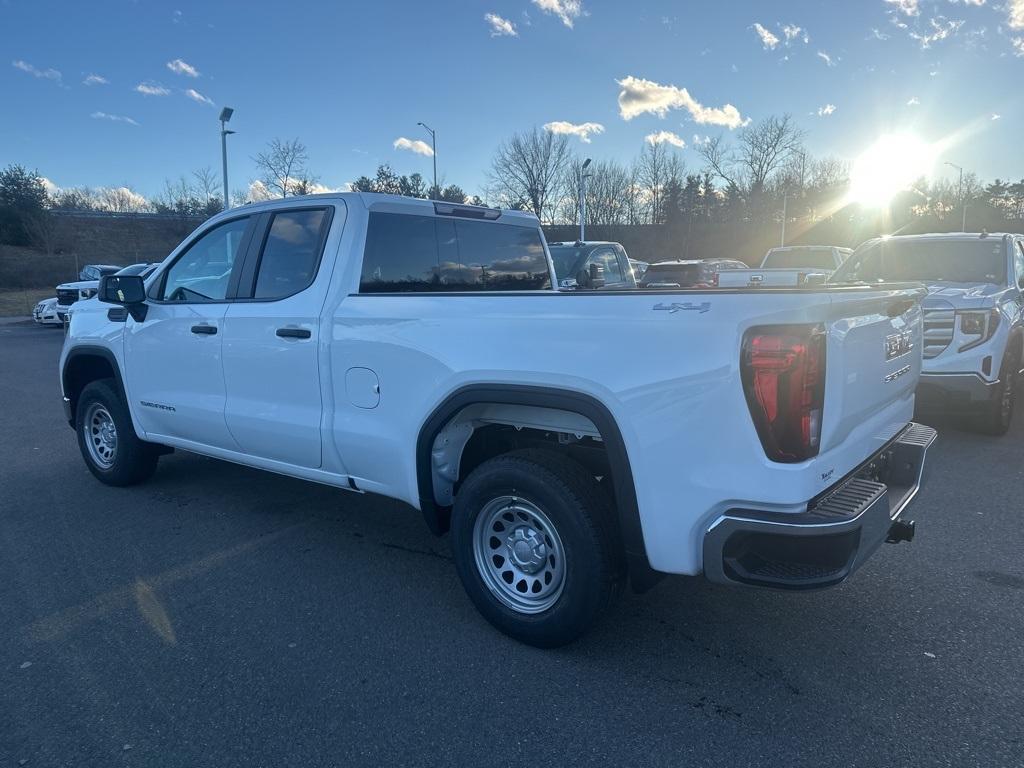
[76,378,160,486]
[450,449,624,648]
[977,348,1020,436]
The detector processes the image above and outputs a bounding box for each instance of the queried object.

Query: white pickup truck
[60,193,935,646]
[718,245,853,288]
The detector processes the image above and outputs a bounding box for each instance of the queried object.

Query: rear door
[220,203,341,468]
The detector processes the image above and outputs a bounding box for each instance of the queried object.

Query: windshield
[548,246,585,280]
[114,263,151,276]
[763,249,835,269]
[834,239,1007,284]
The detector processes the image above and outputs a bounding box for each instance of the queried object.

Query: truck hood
[56,279,100,291]
[921,281,1002,310]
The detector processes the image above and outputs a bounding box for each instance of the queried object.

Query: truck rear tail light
[741,325,826,463]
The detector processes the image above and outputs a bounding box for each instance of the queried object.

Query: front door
[124,214,254,450]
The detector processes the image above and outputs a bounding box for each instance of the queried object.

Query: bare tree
[698,114,805,198]
[636,140,684,224]
[489,127,572,222]
[192,166,220,202]
[253,138,312,198]
[561,158,632,227]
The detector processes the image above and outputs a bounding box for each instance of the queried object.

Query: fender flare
[416,384,659,590]
[62,345,129,427]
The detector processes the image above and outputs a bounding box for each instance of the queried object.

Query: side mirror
[588,262,606,289]
[99,274,148,321]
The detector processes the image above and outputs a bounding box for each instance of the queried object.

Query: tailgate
[818,287,925,453]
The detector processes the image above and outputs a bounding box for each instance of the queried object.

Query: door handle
[191,324,217,335]
[276,327,311,339]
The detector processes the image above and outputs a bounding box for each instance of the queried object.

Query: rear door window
[586,248,624,284]
[252,208,331,300]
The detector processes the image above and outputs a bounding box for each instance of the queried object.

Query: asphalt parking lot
[1,320,1022,768]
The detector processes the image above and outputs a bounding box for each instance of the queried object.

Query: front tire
[76,379,159,486]
[978,348,1019,436]
[450,449,624,647]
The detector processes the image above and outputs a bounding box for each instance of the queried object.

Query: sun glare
[848,133,937,208]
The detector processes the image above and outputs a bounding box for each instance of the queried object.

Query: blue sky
[2,0,1021,200]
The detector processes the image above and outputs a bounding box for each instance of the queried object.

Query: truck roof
[213,192,541,226]
[864,232,1017,244]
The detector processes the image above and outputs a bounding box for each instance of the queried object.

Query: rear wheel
[977,348,1019,436]
[76,379,160,485]
[450,449,624,647]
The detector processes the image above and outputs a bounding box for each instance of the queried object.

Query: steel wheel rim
[84,403,117,469]
[472,495,566,615]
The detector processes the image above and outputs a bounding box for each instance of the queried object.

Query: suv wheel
[979,348,1020,436]
[450,449,624,647]
[76,379,160,486]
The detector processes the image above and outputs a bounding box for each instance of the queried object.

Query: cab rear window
[359,212,550,293]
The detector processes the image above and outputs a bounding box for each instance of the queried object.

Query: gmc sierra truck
[61,193,935,647]
[832,232,1024,434]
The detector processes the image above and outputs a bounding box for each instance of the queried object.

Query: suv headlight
[958,309,1000,352]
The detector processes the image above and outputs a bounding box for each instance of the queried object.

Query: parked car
[639,258,748,288]
[57,263,159,321]
[33,297,62,326]
[718,246,853,288]
[548,241,637,289]
[79,264,121,282]
[61,193,934,647]
[831,232,1024,434]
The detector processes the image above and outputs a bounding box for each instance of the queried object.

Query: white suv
[834,233,1024,434]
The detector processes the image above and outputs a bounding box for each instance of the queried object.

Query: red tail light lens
[741,325,826,463]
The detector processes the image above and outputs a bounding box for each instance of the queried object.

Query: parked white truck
[831,232,1024,434]
[60,193,935,646]
[719,245,853,288]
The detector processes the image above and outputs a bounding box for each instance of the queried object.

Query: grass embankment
[0,288,55,317]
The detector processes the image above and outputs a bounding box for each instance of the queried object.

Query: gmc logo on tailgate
[885,331,914,361]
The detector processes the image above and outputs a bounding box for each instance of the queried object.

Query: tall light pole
[417,121,437,199]
[780,192,788,247]
[945,161,966,231]
[579,158,592,242]
[219,107,235,210]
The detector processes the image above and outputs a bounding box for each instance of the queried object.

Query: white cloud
[910,17,964,47]
[692,133,711,146]
[184,88,214,106]
[83,73,108,86]
[1011,0,1024,28]
[753,22,780,49]
[645,130,686,148]
[782,24,808,43]
[167,58,200,77]
[906,96,921,106]
[135,81,170,96]
[885,0,920,17]
[991,113,1001,120]
[817,103,836,116]
[485,13,517,36]
[531,0,584,28]
[1012,36,1024,55]
[616,76,749,128]
[91,111,139,126]
[817,50,837,66]
[393,137,434,156]
[12,60,62,83]
[869,28,890,40]
[543,120,605,143]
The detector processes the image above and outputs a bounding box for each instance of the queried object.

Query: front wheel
[450,449,624,647]
[977,349,1019,436]
[76,379,160,486]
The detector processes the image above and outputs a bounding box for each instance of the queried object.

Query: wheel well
[416,386,658,591]
[63,350,118,425]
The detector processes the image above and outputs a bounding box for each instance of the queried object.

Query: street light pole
[418,122,437,198]
[579,158,592,242]
[219,107,235,210]
[780,192,788,247]
[945,161,966,231]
